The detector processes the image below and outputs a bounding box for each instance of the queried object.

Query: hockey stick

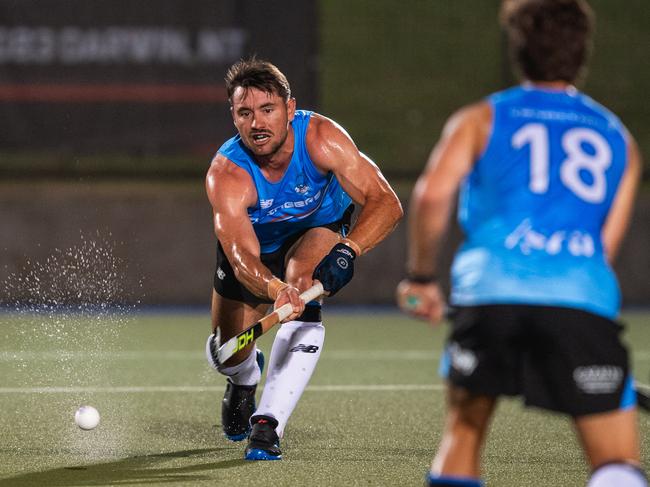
[212,282,325,366]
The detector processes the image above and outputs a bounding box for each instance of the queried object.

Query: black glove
[312,243,356,296]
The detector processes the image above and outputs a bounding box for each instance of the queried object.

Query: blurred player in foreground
[396,0,644,485]
[206,58,402,460]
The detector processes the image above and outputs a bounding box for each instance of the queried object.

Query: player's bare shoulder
[205,153,257,208]
[440,100,493,159]
[448,100,492,137]
[304,112,359,173]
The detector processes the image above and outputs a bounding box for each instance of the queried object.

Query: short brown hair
[225,58,292,103]
[500,0,595,83]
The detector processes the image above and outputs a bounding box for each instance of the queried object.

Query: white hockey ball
[74,405,100,430]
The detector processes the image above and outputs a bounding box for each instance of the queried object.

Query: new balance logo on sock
[289,344,320,353]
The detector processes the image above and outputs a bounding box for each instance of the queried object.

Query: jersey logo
[505,218,595,257]
[260,199,274,209]
[294,184,311,194]
[265,190,322,217]
[216,267,226,280]
[448,342,477,376]
[573,366,623,394]
[294,173,311,194]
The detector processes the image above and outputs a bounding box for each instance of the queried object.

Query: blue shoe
[221,349,265,442]
[244,415,282,461]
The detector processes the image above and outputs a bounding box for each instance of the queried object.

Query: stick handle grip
[273,282,325,323]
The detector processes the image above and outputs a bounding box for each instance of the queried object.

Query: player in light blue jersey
[397,1,644,486]
[205,58,402,460]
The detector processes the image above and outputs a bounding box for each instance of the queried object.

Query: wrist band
[341,238,362,256]
[406,273,438,284]
[267,277,289,300]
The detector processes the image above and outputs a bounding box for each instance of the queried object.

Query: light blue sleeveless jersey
[451,85,628,318]
[217,110,352,253]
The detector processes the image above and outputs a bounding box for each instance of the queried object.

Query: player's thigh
[524,307,631,416]
[444,305,524,396]
[574,407,640,467]
[284,227,341,291]
[211,289,268,340]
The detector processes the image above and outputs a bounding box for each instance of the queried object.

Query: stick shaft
[216,282,324,364]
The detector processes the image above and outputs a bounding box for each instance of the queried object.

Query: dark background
[0,0,648,307]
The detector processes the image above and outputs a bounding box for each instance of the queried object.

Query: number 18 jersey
[451,85,629,318]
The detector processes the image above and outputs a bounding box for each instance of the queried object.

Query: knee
[277,319,324,336]
[295,304,322,323]
[205,332,255,370]
[274,322,324,357]
[447,388,495,431]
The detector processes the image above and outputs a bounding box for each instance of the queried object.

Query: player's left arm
[602,134,643,263]
[306,114,404,294]
[308,114,403,254]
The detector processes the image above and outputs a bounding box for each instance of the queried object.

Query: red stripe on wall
[0,84,228,103]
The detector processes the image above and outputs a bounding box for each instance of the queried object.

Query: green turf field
[0,310,648,486]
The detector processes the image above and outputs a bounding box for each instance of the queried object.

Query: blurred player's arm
[397,102,491,323]
[206,154,303,312]
[307,114,403,256]
[602,135,643,263]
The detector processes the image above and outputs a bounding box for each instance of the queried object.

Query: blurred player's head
[225,58,296,158]
[500,0,595,84]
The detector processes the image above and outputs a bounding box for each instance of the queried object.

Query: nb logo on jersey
[216,267,226,280]
[289,344,320,353]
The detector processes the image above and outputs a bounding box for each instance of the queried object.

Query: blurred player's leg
[209,290,268,441]
[428,386,495,485]
[576,408,647,486]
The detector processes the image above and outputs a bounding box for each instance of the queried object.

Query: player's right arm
[206,154,303,313]
[601,134,642,263]
[396,101,491,324]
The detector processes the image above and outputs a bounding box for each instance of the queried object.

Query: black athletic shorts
[442,304,635,417]
[214,205,354,305]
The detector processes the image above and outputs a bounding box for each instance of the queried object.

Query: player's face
[230,86,296,158]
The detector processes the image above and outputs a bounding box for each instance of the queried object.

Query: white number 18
[512,123,612,204]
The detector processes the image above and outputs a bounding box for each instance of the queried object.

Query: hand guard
[312,243,356,296]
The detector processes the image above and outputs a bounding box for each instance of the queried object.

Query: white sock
[588,463,647,487]
[217,346,261,386]
[254,320,324,437]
